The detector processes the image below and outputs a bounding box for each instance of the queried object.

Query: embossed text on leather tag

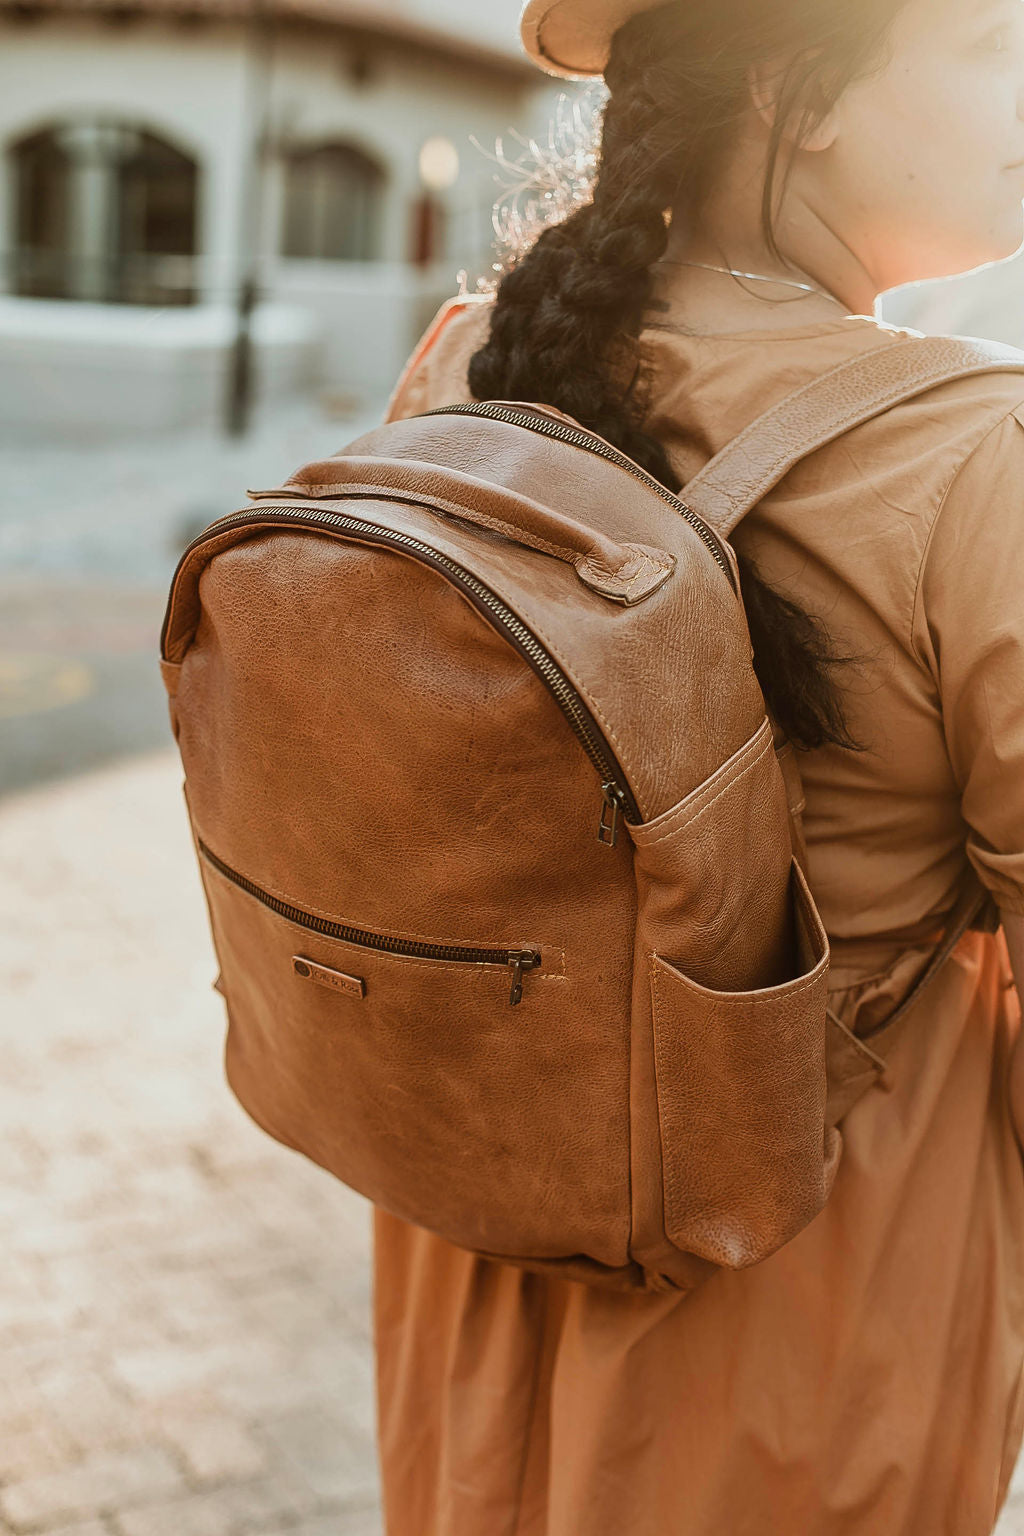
[293,956,366,998]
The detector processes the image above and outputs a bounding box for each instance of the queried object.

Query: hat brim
[520,0,656,78]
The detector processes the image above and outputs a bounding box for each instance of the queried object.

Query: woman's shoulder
[646,311,1024,491]
[383,293,495,424]
[832,319,1024,444]
[805,320,1024,496]
[383,292,1024,480]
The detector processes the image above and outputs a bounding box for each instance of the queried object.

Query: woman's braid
[468,3,871,752]
[469,20,692,471]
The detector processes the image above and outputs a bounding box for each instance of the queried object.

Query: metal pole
[225,0,273,437]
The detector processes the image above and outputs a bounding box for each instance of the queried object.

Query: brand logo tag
[292,956,366,998]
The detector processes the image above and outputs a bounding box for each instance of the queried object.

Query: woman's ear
[746,57,841,153]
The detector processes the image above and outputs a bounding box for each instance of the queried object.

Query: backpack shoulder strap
[680,334,1024,539]
[694,333,1017,1011]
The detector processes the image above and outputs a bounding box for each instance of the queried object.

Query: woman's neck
[661,130,884,332]
[648,251,869,334]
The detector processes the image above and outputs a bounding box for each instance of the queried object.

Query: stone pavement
[5,748,1024,1536]
[0,749,383,1535]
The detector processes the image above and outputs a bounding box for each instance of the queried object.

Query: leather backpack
[159,335,1020,1295]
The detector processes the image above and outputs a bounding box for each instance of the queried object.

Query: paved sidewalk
[0,750,382,1535]
[3,745,1024,1534]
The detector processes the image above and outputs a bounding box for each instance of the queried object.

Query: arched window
[10,127,71,299]
[281,141,384,261]
[8,118,199,305]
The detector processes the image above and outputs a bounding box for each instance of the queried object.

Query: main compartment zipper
[198,837,542,1006]
[165,503,642,842]
[423,401,737,593]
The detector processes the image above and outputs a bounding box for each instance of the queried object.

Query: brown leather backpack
[160,336,1021,1295]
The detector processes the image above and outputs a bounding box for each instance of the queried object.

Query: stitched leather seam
[650,950,827,1007]
[635,727,775,848]
[298,482,584,567]
[690,349,1024,536]
[685,342,899,517]
[631,716,772,843]
[710,351,1010,518]
[648,964,676,1219]
[717,367,1023,524]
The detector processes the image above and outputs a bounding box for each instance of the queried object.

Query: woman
[374,0,1024,1530]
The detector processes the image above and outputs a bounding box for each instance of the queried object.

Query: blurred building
[0,0,560,435]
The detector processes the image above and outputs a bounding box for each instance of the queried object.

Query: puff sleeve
[913,403,1024,915]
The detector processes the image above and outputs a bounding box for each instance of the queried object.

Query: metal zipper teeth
[198,837,540,969]
[423,402,737,592]
[165,504,641,824]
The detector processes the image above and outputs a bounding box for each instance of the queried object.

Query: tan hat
[519,0,666,78]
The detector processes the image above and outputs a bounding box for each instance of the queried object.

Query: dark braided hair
[470,0,910,752]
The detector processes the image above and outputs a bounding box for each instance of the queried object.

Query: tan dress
[371,271,1024,1536]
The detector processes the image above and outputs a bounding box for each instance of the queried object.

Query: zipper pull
[598,783,628,848]
[508,949,541,1006]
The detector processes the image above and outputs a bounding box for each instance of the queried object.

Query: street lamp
[225,0,274,437]
[419,136,460,194]
[411,135,459,268]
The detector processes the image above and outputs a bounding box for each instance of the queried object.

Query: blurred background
[2,2,1024,1532]
[0,0,571,796]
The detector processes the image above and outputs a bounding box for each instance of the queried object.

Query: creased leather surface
[650,859,837,1270]
[174,534,637,1269]
[253,455,677,605]
[337,413,763,821]
[625,717,839,1274]
[160,376,908,1291]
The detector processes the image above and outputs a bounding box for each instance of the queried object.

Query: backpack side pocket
[627,715,841,1280]
[649,857,835,1268]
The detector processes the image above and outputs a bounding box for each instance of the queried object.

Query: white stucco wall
[0,19,248,305]
[0,11,569,429]
[0,15,556,295]
[392,0,527,58]
[0,294,316,438]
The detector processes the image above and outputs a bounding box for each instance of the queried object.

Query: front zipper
[165,504,643,841]
[423,401,737,593]
[198,837,542,1006]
